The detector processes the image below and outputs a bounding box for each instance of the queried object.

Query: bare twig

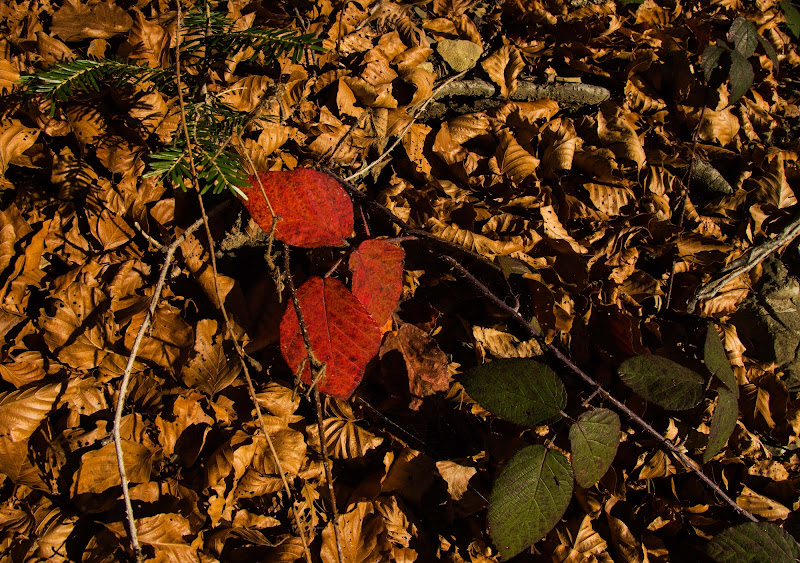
[688,210,800,313]
[282,249,345,563]
[173,3,312,560]
[344,71,467,183]
[439,254,758,523]
[665,102,707,310]
[113,215,206,562]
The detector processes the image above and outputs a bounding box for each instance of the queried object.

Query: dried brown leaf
[481,45,525,98]
[51,0,133,42]
[73,439,153,495]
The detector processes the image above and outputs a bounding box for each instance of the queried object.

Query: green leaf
[460,359,566,426]
[728,49,755,104]
[618,355,705,411]
[704,324,738,396]
[569,408,620,488]
[729,17,758,58]
[703,387,739,462]
[702,45,726,83]
[782,1,800,39]
[707,522,800,563]
[756,34,780,74]
[488,445,573,560]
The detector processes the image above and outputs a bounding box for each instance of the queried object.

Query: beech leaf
[241,169,354,248]
[569,408,621,488]
[280,277,381,400]
[618,355,705,411]
[459,358,566,426]
[707,522,800,563]
[703,387,739,462]
[349,239,405,327]
[488,445,573,560]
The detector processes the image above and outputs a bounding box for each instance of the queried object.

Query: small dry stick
[344,70,467,183]
[283,248,345,563]
[113,215,206,562]
[688,210,800,313]
[173,3,312,559]
[439,254,758,523]
[665,102,708,310]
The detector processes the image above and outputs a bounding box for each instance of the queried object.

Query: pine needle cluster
[17,0,324,196]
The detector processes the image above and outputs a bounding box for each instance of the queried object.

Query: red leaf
[241,169,354,248]
[280,277,381,400]
[348,239,405,326]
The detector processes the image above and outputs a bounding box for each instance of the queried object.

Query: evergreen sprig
[16,0,324,196]
[17,59,170,114]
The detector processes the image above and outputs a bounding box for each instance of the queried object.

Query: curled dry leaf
[481,45,525,98]
[380,323,450,408]
[321,501,392,563]
[497,128,540,185]
[181,319,242,396]
[51,0,133,42]
[472,326,543,358]
[0,121,39,177]
[280,277,381,400]
[241,169,354,248]
[73,439,154,495]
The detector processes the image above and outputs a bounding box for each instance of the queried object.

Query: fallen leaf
[281,277,381,400]
[241,169,354,248]
[349,239,405,327]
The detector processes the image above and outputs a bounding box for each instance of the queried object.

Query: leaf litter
[0,0,799,561]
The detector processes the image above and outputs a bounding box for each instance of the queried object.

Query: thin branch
[282,248,345,563]
[174,3,312,559]
[688,209,800,313]
[113,215,206,562]
[344,70,467,183]
[439,254,758,523]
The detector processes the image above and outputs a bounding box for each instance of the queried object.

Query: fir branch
[17,59,169,113]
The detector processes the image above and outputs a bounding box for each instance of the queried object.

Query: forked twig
[113,215,206,562]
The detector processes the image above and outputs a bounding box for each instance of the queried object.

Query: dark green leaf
[782,1,800,38]
[618,355,705,410]
[460,359,566,426]
[704,323,738,396]
[707,522,800,563]
[703,387,739,462]
[702,45,726,82]
[756,34,779,74]
[729,17,758,58]
[569,408,620,488]
[728,49,755,104]
[488,445,573,560]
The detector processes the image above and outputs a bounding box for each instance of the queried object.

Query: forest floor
[1,0,800,561]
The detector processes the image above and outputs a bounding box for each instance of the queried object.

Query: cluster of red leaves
[241,169,406,400]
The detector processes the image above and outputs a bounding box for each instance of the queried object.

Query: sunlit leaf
[280,277,381,400]
[241,169,354,248]
[349,239,405,327]
[707,522,800,562]
[569,408,621,488]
